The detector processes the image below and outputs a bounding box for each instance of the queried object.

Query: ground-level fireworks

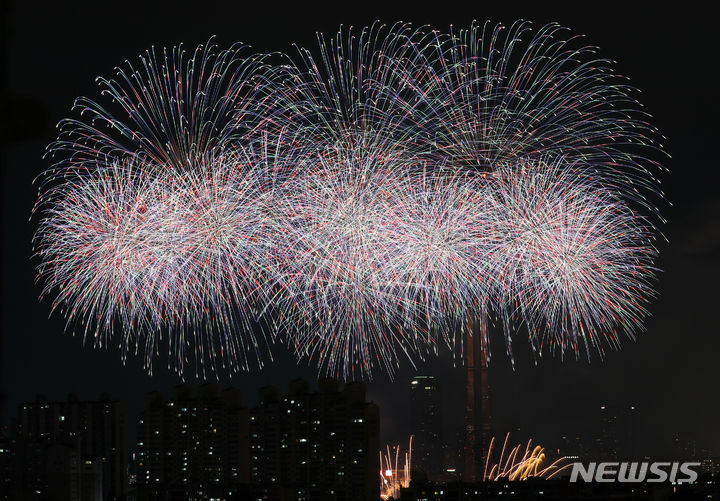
[380,436,412,499]
[484,433,570,481]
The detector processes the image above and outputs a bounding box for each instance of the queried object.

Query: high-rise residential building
[135,383,249,500]
[621,404,639,460]
[595,403,640,461]
[0,427,16,500]
[250,378,380,501]
[409,375,442,480]
[13,393,127,500]
[597,404,619,461]
[559,434,587,461]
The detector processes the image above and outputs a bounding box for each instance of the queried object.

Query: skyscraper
[13,393,127,500]
[0,427,16,500]
[409,375,442,480]
[463,318,491,482]
[135,383,249,500]
[597,404,618,461]
[597,403,639,460]
[250,378,380,501]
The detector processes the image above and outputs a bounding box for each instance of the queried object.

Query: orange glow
[380,436,412,499]
[484,433,571,481]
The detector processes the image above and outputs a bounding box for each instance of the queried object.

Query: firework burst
[484,160,657,359]
[34,22,666,378]
[391,21,666,209]
[35,151,277,376]
[43,38,275,176]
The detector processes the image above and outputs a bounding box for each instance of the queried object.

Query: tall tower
[463,317,491,481]
[409,375,441,479]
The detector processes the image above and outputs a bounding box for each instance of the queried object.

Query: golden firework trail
[484,433,571,481]
[380,436,412,499]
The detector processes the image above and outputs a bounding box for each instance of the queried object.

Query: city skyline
[2,2,719,499]
[2,377,718,499]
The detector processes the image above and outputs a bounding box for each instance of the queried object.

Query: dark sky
[2,2,718,458]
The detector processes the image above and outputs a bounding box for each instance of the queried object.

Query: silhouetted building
[135,383,249,500]
[410,375,442,480]
[596,404,618,461]
[44,444,103,501]
[250,378,379,501]
[0,427,16,500]
[12,393,126,500]
[463,318,491,482]
[595,403,640,461]
[621,404,640,460]
[398,478,720,500]
[559,434,586,461]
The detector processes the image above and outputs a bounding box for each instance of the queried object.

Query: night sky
[2,2,718,458]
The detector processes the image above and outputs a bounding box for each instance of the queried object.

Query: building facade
[409,375,442,480]
[250,378,380,501]
[12,393,126,501]
[135,384,249,500]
